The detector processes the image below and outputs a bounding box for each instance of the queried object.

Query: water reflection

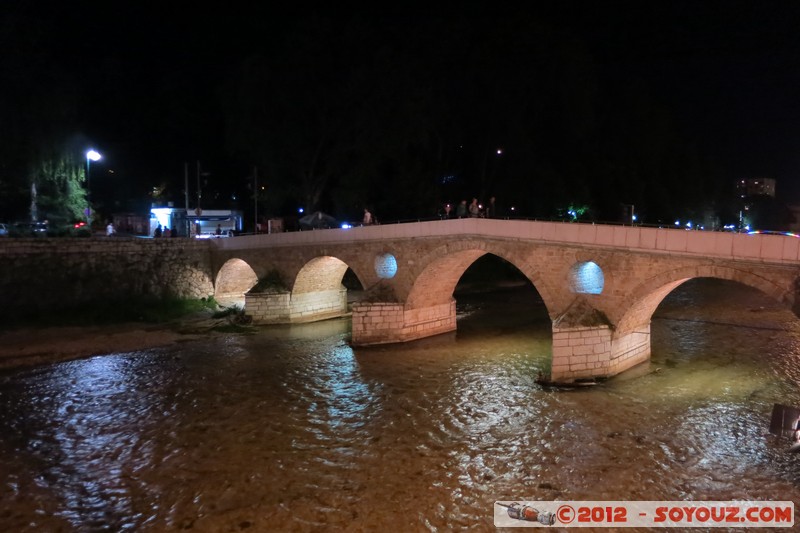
[0,279,799,530]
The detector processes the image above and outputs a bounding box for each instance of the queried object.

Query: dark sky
[7,1,800,205]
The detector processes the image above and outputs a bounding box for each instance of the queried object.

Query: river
[1,278,799,531]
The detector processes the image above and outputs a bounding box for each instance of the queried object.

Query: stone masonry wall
[0,237,214,317]
[351,300,456,346]
[245,288,348,324]
[551,325,614,381]
[550,324,651,382]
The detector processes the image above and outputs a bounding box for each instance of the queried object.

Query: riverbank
[0,313,236,372]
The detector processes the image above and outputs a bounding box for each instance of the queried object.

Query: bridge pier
[550,324,651,382]
[245,288,348,324]
[351,300,457,346]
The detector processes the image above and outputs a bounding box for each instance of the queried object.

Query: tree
[31,140,88,226]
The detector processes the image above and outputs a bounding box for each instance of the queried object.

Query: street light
[85,149,101,226]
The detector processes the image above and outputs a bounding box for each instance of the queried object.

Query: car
[11,221,48,237]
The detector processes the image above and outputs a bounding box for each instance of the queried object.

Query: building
[150,207,243,237]
[737,178,776,198]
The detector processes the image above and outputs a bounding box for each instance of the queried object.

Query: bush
[0,296,220,331]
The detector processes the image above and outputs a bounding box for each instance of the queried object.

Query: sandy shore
[0,315,226,372]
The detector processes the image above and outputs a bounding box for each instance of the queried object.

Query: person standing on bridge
[486,196,497,218]
[469,198,480,218]
[363,208,373,226]
[456,200,467,218]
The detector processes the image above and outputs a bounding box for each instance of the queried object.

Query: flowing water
[1,278,799,531]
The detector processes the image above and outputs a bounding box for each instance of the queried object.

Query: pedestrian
[443,203,452,219]
[363,208,373,226]
[171,226,178,238]
[486,196,497,218]
[163,226,171,238]
[216,224,222,236]
[106,221,116,236]
[469,198,480,218]
[154,224,162,238]
[456,199,467,218]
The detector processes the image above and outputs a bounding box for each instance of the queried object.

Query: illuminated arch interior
[293,256,354,294]
[215,258,258,307]
[406,249,487,308]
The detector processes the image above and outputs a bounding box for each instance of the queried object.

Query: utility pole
[184,162,190,237]
[184,162,189,211]
[196,160,202,214]
[254,166,258,233]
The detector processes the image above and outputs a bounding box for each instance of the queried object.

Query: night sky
[3,1,800,224]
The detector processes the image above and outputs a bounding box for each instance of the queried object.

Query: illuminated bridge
[209,219,800,383]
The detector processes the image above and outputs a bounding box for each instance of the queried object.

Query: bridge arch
[215,258,258,307]
[243,255,366,325]
[292,255,365,294]
[615,264,794,336]
[405,239,557,315]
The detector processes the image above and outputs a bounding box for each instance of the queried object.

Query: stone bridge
[209,219,800,383]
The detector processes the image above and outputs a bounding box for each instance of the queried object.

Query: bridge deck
[213,219,800,264]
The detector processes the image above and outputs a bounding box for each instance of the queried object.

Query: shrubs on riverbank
[0,296,221,331]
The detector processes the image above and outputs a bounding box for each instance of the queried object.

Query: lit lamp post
[85,149,102,226]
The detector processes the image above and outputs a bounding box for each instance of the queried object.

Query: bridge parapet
[212,219,800,263]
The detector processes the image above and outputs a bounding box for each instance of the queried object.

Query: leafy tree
[31,141,88,226]
[0,5,87,224]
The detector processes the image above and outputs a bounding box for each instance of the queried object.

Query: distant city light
[341,223,352,229]
[632,215,637,221]
[686,221,693,229]
[86,149,101,162]
[298,207,304,213]
[674,220,680,226]
[496,148,503,155]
